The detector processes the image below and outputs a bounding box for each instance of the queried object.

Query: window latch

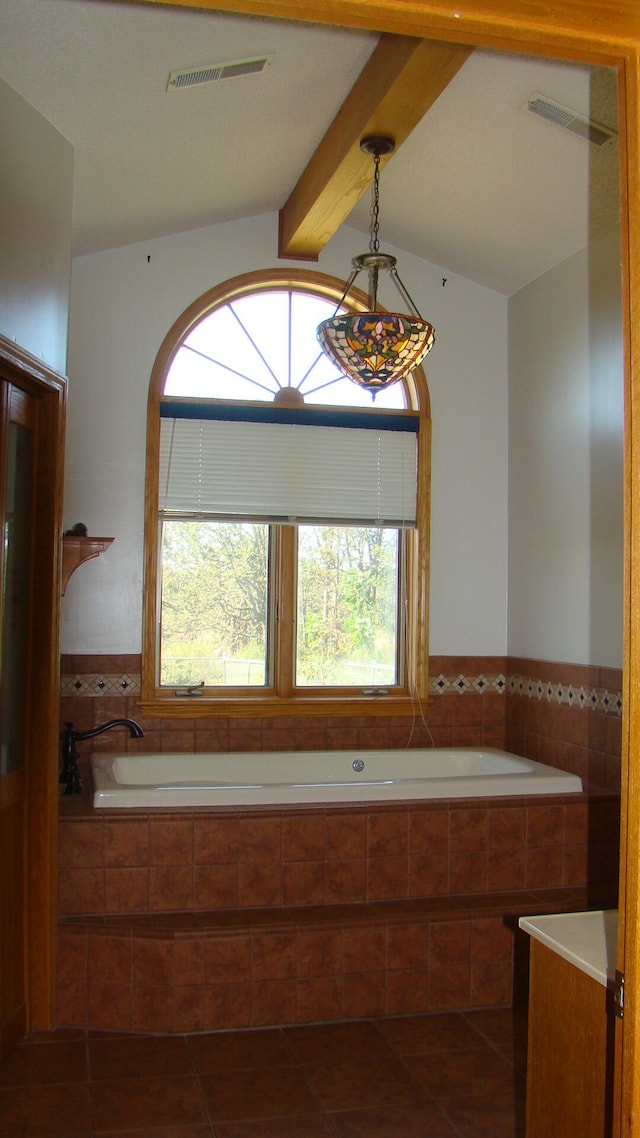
[174,681,205,698]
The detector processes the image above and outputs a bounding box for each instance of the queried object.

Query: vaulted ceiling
[0,0,621,294]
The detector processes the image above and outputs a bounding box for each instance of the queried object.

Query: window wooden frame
[141,268,431,716]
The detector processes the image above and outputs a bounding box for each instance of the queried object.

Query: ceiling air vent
[523,93,616,147]
[167,55,273,92]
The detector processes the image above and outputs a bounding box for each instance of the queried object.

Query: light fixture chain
[370,152,381,254]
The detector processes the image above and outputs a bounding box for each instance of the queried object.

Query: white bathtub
[90,747,582,808]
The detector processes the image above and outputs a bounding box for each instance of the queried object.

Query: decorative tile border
[60,673,141,696]
[62,670,505,699]
[508,673,622,717]
[59,667,622,716]
[428,673,506,696]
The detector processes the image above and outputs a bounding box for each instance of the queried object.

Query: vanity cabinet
[519,910,617,1138]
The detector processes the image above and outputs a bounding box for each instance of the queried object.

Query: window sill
[137,693,428,719]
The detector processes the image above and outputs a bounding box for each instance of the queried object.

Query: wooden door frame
[0,334,66,1032]
[135,0,640,1130]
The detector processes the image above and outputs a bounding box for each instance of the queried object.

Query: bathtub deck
[55,884,617,1034]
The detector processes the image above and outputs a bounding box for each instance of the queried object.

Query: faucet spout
[60,718,144,794]
[73,718,144,742]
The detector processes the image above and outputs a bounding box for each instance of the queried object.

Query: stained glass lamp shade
[317,307,435,392]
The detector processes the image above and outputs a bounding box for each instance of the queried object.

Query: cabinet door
[525,941,614,1138]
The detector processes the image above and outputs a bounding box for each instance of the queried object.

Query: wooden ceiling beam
[278,34,473,261]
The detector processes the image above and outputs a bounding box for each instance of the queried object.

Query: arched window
[141,269,431,713]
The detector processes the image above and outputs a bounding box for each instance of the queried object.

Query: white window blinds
[159,415,418,527]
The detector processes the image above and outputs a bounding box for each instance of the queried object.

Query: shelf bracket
[61,536,114,595]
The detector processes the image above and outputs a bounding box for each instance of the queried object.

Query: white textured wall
[62,212,509,654]
[508,227,624,666]
[0,77,73,375]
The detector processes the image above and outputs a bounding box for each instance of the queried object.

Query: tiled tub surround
[506,658,622,792]
[59,655,622,791]
[56,793,619,1033]
[56,654,621,1034]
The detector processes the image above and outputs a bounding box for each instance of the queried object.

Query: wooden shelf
[61,536,114,595]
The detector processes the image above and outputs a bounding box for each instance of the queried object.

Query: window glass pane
[159,520,269,687]
[296,525,399,687]
[163,288,406,409]
[165,305,278,401]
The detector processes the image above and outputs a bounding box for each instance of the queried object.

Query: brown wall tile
[341,971,386,1018]
[488,807,526,849]
[88,934,132,985]
[58,867,105,915]
[205,937,250,985]
[133,938,174,987]
[470,959,513,1007]
[526,805,564,847]
[194,817,239,864]
[59,821,104,868]
[428,962,470,1011]
[149,819,194,865]
[252,934,297,981]
[174,986,207,1032]
[104,867,149,913]
[471,918,513,963]
[282,861,325,907]
[103,820,149,867]
[386,968,429,1016]
[449,851,488,894]
[325,859,366,904]
[239,863,283,907]
[132,984,175,1032]
[326,815,367,860]
[195,864,240,909]
[296,976,342,1023]
[87,980,132,1032]
[366,857,408,901]
[239,817,282,863]
[488,848,526,892]
[367,813,408,858]
[282,815,325,862]
[409,810,448,853]
[297,930,342,978]
[408,853,449,897]
[251,979,297,1027]
[450,809,489,852]
[525,845,563,890]
[386,925,429,971]
[174,940,205,986]
[343,927,385,974]
[205,982,251,1030]
[56,976,88,1028]
[149,866,194,911]
[562,843,589,886]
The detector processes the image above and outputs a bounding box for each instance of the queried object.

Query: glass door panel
[1,420,33,774]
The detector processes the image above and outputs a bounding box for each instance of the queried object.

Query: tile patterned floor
[0,1007,527,1137]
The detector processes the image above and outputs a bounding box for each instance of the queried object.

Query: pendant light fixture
[317,136,436,396]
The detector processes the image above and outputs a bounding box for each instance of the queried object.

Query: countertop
[519,909,618,988]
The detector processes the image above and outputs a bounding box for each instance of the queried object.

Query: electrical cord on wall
[403,594,436,749]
